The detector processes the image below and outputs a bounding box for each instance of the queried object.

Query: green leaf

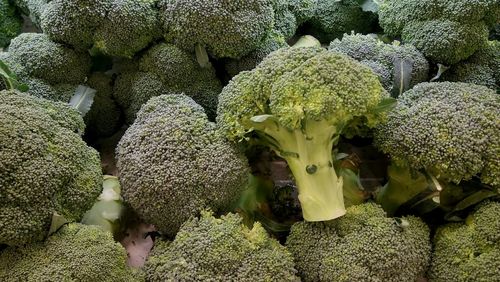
[69,85,96,116]
[373,97,397,113]
[48,212,69,236]
[430,63,450,82]
[392,57,413,97]
[195,44,211,69]
[0,59,29,92]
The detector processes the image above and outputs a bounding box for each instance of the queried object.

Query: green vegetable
[0,0,22,47]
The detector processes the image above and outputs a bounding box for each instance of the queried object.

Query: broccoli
[0,0,22,47]
[40,0,160,58]
[378,0,500,65]
[442,41,499,90]
[144,211,299,281]
[285,202,431,282]
[217,47,392,221]
[329,33,429,96]
[0,223,142,281]
[0,90,102,246]
[113,43,222,123]
[288,0,317,25]
[116,94,250,237]
[12,0,46,27]
[304,0,377,43]
[159,0,275,59]
[374,82,499,215]
[429,201,500,281]
[272,0,299,40]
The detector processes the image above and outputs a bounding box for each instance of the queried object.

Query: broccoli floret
[22,77,77,102]
[286,203,431,282]
[159,0,275,59]
[116,94,250,237]
[442,41,500,90]
[217,47,391,222]
[378,0,500,65]
[0,0,22,47]
[272,0,299,40]
[288,0,317,25]
[12,0,46,27]
[305,0,377,43]
[0,90,102,246]
[113,43,222,123]
[144,211,299,281]
[429,201,500,281]
[329,33,429,96]
[0,223,142,281]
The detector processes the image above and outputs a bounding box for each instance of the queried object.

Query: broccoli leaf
[69,85,96,116]
[0,59,28,92]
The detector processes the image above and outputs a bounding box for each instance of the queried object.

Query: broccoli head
[288,0,317,25]
[285,202,431,282]
[217,47,391,221]
[378,0,500,65]
[116,94,250,237]
[0,90,102,246]
[144,211,299,281]
[12,0,46,27]
[0,0,22,47]
[272,0,299,40]
[0,223,141,281]
[429,201,500,281]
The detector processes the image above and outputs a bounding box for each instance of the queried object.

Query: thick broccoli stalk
[429,201,500,281]
[0,223,142,281]
[144,211,299,281]
[286,203,431,282]
[0,91,102,246]
[378,0,500,65]
[116,94,250,237]
[0,0,22,47]
[217,47,391,221]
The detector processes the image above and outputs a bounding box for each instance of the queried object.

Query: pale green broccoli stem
[250,116,346,221]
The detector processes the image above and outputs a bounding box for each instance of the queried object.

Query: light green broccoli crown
[159,0,275,59]
[286,202,431,282]
[429,201,500,281]
[0,223,142,282]
[0,90,102,246]
[0,0,23,47]
[378,0,500,64]
[116,94,250,237]
[145,211,299,281]
[375,82,500,187]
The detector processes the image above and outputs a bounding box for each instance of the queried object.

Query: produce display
[0,0,499,281]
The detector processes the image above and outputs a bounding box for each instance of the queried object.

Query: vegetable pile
[0,0,499,281]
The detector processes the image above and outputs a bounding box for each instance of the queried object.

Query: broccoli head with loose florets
[429,201,500,281]
[144,211,299,281]
[116,94,250,237]
[0,223,142,281]
[0,90,102,246]
[217,46,392,222]
[378,0,500,65]
[285,202,431,282]
[0,0,22,47]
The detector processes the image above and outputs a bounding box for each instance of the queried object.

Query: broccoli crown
[0,90,102,246]
[305,0,377,43]
[374,82,499,187]
[116,94,250,237]
[144,211,299,281]
[113,43,222,123]
[442,40,500,90]
[0,223,142,281]
[22,77,77,102]
[0,0,22,47]
[7,33,91,85]
[429,201,500,281]
[12,0,46,27]
[286,203,431,282]
[272,0,298,40]
[378,0,500,64]
[288,0,317,25]
[159,0,275,59]
[329,33,429,95]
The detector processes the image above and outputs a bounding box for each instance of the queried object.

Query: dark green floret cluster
[0,0,22,47]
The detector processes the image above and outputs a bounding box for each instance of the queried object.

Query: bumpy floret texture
[0,0,22,47]
[12,0,46,27]
[375,82,500,187]
[378,0,500,65]
[116,95,250,237]
[0,91,102,246]
[286,203,431,282]
[288,0,317,25]
[159,0,274,59]
[113,43,222,123]
[144,211,299,281]
[329,33,429,94]
[429,201,500,282]
[0,223,142,281]
[271,0,298,40]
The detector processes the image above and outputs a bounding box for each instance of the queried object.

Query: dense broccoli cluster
[145,211,299,281]
[116,94,250,237]
[0,90,102,246]
[12,0,46,26]
[286,203,431,282]
[0,0,22,47]
[378,0,500,65]
[329,33,429,95]
[0,223,141,281]
[429,201,500,281]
